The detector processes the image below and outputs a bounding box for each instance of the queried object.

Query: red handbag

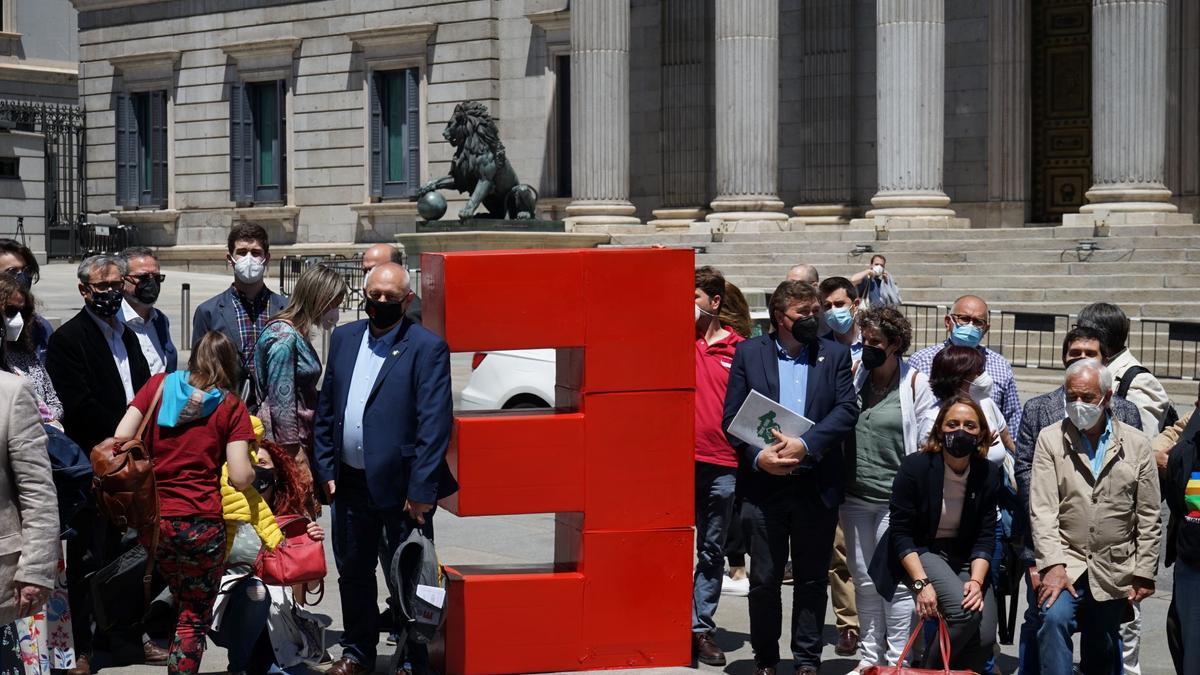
[255,515,327,589]
[863,617,974,675]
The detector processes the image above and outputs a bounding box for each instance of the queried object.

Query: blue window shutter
[405,68,420,197]
[369,71,383,199]
[150,90,168,208]
[229,82,253,203]
[277,79,287,198]
[115,92,136,208]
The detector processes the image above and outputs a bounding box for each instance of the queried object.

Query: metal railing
[79,219,137,256]
[278,254,422,322]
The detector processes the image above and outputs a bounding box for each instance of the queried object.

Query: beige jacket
[0,373,59,623]
[1030,416,1161,602]
[1108,349,1172,436]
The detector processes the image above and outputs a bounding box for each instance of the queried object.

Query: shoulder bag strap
[1116,365,1150,400]
[135,378,167,443]
[137,378,166,611]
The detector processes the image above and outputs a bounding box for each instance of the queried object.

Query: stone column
[858,0,959,228]
[706,0,787,225]
[987,0,1031,227]
[565,0,641,229]
[1077,0,1181,219]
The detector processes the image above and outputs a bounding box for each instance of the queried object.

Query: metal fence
[278,254,423,322]
[0,101,86,259]
[902,303,1200,381]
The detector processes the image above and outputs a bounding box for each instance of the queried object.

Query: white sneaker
[721,575,749,596]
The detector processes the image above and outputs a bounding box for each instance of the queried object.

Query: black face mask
[790,315,819,345]
[861,345,889,370]
[943,429,979,458]
[87,289,123,318]
[11,270,30,291]
[252,466,276,493]
[366,297,406,330]
[132,276,161,305]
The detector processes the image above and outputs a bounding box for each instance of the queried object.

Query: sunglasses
[126,273,166,284]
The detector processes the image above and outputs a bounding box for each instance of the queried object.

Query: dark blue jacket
[721,335,859,508]
[869,451,1001,601]
[312,318,457,508]
[191,286,288,351]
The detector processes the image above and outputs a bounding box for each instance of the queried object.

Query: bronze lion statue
[412,101,538,220]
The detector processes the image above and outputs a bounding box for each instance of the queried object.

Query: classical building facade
[72,0,1197,248]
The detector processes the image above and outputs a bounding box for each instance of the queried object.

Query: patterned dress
[0,557,74,674]
[253,320,322,507]
[6,350,63,422]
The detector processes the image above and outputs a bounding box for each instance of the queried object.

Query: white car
[458,349,557,410]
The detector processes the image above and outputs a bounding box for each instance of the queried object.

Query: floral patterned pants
[155,517,225,675]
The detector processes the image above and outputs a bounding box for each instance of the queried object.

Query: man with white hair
[786,263,819,289]
[1030,359,1161,675]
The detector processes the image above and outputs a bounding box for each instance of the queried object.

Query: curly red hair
[258,439,313,517]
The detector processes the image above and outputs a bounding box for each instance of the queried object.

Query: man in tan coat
[0,372,59,623]
[1030,359,1161,675]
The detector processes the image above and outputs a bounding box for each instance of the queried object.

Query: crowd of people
[0,227,1189,675]
[694,258,1197,675]
[0,224,442,675]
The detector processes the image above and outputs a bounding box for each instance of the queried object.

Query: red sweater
[694,329,744,467]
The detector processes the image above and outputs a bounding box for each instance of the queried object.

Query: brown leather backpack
[90,380,164,532]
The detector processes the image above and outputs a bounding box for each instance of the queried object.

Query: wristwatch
[912,578,933,592]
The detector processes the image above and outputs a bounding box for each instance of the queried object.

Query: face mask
[969,372,994,401]
[87,289,123,318]
[232,254,266,284]
[320,307,340,330]
[872,265,885,277]
[1067,400,1104,431]
[860,344,888,370]
[132,276,161,305]
[943,429,978,459]
[251,466,276,494]
[366,297,406,330]
[3,312,22,343]
[824,306,854,335]
[790,315,819,345]
[950,322,984,348]
[11,270,30,291]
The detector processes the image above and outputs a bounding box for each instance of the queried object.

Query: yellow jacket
[220,454,283,554]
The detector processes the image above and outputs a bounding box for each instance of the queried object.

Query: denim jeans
[840,497,915,667]
[1017,569,1041,674]
[1174,560,1200,674]
[692,462,736,633]
[1036,572,1125,675]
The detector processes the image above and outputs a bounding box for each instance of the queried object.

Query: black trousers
[741,479,839,669]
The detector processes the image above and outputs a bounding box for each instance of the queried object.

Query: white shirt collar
[120,298,158,328]
[85,306,122,338]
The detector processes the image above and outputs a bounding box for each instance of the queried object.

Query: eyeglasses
[87,281,122,293]
[949,313,988,328]
[125,273,166,284]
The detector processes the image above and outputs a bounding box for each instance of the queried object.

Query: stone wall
[0,131,47,259]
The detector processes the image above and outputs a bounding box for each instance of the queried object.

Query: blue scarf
[157,370,225,428]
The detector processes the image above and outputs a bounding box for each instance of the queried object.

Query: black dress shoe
[753,667,776,675]
[835,628,860,656]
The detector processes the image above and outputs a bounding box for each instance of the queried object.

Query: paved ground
[30,262,1178,674]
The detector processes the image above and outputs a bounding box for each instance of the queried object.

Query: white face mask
[969,372,994,401]
[3,313,22,342]
[232,254,266,284]
[873,264,885,276]
[320,307,340,330]
[1066,400,1104,431]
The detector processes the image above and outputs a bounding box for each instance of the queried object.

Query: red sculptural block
[422,248,695,674]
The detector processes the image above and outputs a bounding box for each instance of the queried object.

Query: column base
[867,190,954,217]
[788,204,855,229]
[648,207,708,231]
[564,200,645,233]
[850,214,971,236]
[705,196,788,230]
[1063,210,1194,231]
[1081,185,1176,213]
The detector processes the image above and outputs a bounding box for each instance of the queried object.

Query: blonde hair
[273,264,347,336]
[189,331,241,393]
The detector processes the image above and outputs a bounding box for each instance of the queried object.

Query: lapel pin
[392,349,400,356]
[818,356,825,363]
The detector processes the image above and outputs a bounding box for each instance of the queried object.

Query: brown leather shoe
[834,627,859,656]
[326,656,371,675]
[142,640,169,665]
[753,668,776,675]
[795,667,818,675]
[693,631,726,666]
[66,654,91,675]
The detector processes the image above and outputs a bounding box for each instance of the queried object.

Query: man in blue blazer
[313,263,457,675]
[722,280,859,675]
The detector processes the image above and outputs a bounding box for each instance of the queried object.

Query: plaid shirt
[908,339,1022,432]
[230,285,271,377]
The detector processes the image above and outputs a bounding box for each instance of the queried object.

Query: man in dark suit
[46,254,159,673]
[722,280,860,675]
[1012,325,1143,674]
[191,223,286,406]
[313,263,456,675]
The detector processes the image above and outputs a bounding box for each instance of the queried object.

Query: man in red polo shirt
[692,266,744,666]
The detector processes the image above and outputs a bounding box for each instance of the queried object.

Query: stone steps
[699,261,1200,278]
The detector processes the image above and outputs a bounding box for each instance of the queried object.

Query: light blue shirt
[776,339,810,417]
[1079,414,1114,478]
[341,322,403,469]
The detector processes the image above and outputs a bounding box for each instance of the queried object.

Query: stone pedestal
[1082,0,1177,216]
[709,0,784,221]
[649,207,707,230]
[788,204,854,228]
[564,0,641,230]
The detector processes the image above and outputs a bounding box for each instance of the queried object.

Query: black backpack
[1116,365,1180,433]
